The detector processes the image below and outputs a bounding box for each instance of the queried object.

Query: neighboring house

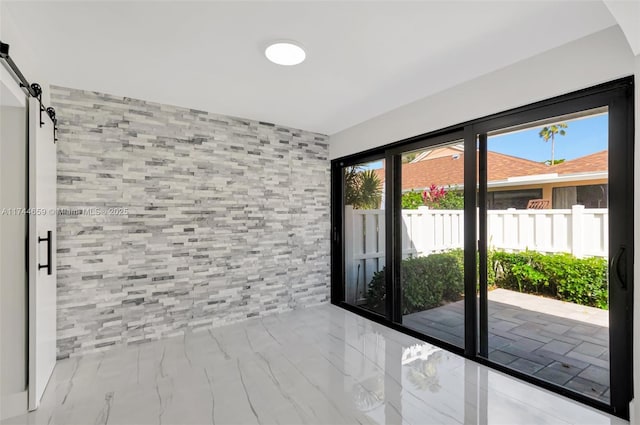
[375,147,608,209]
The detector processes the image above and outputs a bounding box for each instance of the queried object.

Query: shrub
[401,185,464,210]
[491,251,608,309]
[402,191,423,209]
[366,252,464,315]
[433,190,464,210]
[445,248,496,290]
[364,249,607,315]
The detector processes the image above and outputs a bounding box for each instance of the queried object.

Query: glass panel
[487,189,542,210]
[553,184,608,209]
[485,109,610,403]
[343,159,386,315]
[400,141,465,348]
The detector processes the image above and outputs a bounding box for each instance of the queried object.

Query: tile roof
[373,149,608,191]
[552,150,607,174]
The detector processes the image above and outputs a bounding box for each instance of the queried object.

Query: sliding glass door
[331,78,633,418]
[479,108,612,403]
[475,90,633,416]
[338,156,387,316]
[483,107,610,403]
[395,136,467,349]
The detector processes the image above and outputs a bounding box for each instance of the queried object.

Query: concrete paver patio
[403,289,610,403]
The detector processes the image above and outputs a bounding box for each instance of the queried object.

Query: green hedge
[364,249,608,314]
[491,251,608,309]
[366,252,464,315]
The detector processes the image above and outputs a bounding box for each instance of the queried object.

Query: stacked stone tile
[51,86,331,358]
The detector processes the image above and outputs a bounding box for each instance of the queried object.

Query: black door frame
[473,84,634,418]
[330,76,634,418]
[386,130,467,329]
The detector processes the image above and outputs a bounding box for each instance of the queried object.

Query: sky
[488,113,608,162]
[361,113,607,170]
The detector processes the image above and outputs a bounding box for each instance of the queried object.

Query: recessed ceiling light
[265,42,306,66]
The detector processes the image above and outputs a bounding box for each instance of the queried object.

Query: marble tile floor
[3,304,625,425]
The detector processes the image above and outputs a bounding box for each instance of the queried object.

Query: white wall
[0,6,46,97]
[0,8,49,421]
[330,26,634,159]
[632,53,640,425]
[0,7,40,420]
[0,100,29,420]
[0,5,51,107]
[604,0,640,56]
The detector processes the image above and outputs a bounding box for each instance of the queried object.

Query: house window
[552,184,608,209]
[486,189,542,209]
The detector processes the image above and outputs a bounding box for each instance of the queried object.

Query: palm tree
[344,167,382,209]
[539,123,568,165]
[358,170,383,208]
[344,166,361,206]
[402,152,417,163]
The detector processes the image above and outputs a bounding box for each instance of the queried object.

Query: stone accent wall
[51,86,330,359]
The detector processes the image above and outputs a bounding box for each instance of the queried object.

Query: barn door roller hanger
[0,40,58,142]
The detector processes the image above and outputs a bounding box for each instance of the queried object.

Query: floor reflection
[4,305,624,425]
[403,345,443,393]
[334,304,621,425]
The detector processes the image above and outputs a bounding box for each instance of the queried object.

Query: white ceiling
[1,1,617,135]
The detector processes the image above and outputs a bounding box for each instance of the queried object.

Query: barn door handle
[610,246,626,290]
[37,230,52,275]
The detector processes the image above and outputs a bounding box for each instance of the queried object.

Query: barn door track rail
[0,40,58,142]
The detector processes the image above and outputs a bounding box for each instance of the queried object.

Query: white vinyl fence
[344,205,608,304]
